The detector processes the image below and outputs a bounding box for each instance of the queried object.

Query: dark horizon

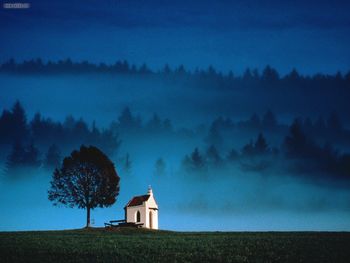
[1,57,350,76]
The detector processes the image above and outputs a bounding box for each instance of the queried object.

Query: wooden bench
[104,219,125,227]
[104,220,144,228]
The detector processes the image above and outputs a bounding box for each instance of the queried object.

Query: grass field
[0,228,350,262]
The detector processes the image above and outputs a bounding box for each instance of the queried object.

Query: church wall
[146,207,158,229]
[126,205,146,226]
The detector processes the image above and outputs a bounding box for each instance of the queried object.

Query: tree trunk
[86,206,91,228]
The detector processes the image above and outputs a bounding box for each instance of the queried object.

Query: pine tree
[191,148,205,170]
[205,123,223,148]
[254,133,269,155]
[283,119,308,157]
[241,140,255,157]
[5,141,26,174]
[45,144,61,169]
[24,142,41,167]
[206,145,222,166]
[11,101,28,142]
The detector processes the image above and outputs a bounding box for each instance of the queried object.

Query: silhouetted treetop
[262,65,279,83]
[206,145,222,166]
[0,101,28,143]
[1,59,349,89]
[5,141,41,178]
[45,144,61,169]
[48,145,120,227]
[283,120,308,158]
[254,133,269,155]
[241,133,270,157]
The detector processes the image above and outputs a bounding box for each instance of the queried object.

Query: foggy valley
[1,62,350,231]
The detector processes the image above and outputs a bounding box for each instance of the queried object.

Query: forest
[2,58,350,86]
[1,59,350,230]
[1,100,349,184]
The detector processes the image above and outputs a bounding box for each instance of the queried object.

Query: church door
[136,211,141,222]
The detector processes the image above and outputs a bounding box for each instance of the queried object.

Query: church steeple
[147,185,153,195]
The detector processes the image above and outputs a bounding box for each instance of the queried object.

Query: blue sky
[1,0,350,74]
[1,0,350,232]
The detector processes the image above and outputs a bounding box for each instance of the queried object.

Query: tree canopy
[48,145,120,227]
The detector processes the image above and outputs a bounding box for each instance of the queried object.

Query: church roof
[125,195,150,208]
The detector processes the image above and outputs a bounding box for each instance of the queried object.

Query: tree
[99,130,122,157]
[0,101,28,143]
[5,141,41,177]
[63,115,76,130]
[48,145,120,227]
[5,141,26,176]
[11,101,28,141]
[241,140,255,157]
[175,64,186,75]
[182,148,206,172]
[74,118,89,139]
[163,64,172,74]
[206,145,222,166]
[191,148,205,170]
[30,112,44,139]
[147,114,162,132]
[205,122,223,148]
[262,65,279,83]
[45,144,61,169]
[283,119,310,158]
[24,142,41,167]
[118,107,139,131]
[139,63,151,74]
[254,133,269,155]
[242,133,269,157]
[243,68,253,81]
[285,68,300,82]
[0,110,12,143]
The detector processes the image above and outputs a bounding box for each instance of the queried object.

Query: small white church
[124,186,159,229]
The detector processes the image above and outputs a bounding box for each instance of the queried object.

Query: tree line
[182,120,350,181]
[1,101,349,181]
[0,101,120,153]
[0,102,174,179]
[1,58,350,87]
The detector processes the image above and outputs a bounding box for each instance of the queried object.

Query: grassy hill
[0,228,350,262]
